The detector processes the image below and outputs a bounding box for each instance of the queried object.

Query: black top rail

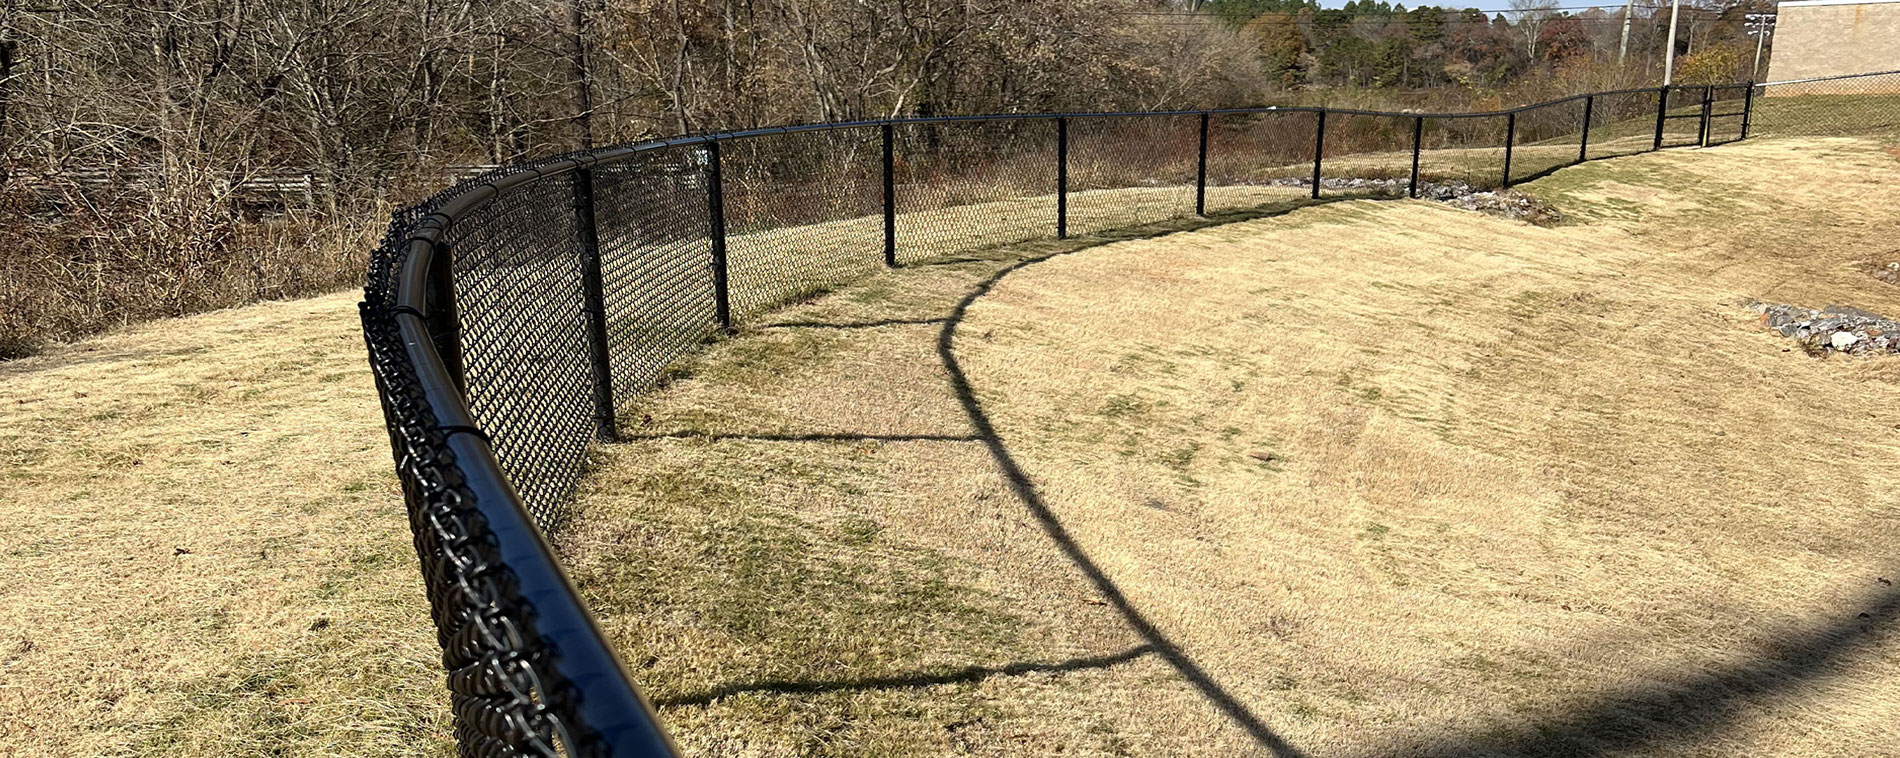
[360,71,1899,756]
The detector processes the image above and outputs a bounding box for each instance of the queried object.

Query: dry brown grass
[0,294,448,756]
[567,137,1900,756]
[8,135,1895,757]
[0,174,384,360]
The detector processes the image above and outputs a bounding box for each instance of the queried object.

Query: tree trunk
[563,0,593,150]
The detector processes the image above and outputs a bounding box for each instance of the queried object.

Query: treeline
[0,0,1766,354]
[1209,0,1772,96]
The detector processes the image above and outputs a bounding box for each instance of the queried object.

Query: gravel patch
[1751,301,1900,356]
[1261,176,1563,224]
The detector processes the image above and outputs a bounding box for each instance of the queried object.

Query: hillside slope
[567,136,1900,756]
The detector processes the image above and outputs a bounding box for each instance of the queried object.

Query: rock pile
[1872,261,1900,286]
[1263,177,1561,224]
[1752,302,1900,356]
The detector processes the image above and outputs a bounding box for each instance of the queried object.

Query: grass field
[0,297,450,755]
[4,135,1897,756]
[565,137,1900,756]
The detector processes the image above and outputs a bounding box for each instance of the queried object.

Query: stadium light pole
[1746,13,1776,79]
[1663,0,1682,86]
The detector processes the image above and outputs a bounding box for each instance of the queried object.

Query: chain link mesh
[1066,114,1200,234]
[1587,90,1665,160]
[361,157,618,755]
[892,119,1058,264]
[1319,112,1415,198]
[1754,70,1900,138]
[1509,98,1592,183]
[1204,110,1320,213]
[720,130,886,317]
[447,174,598,527]
[591,148,718,398]
[1417,114,1510,188]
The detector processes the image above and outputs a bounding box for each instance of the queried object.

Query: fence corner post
[1408,115,1423,198]
[1699,86,1714,147]
[882,123,896,266]
[1311,110,1326,200]
[1196,113,1210,216]
[1741,81,1756,140]
[705,140,732,330]
[1578,94,1594,164]
[1502,112,1516,188]
[1056,117,1069,239]
[573,164,619,442]
[1653,86,1669,151]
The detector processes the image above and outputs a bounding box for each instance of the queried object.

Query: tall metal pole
[1747,14,1774,79]
[1663,0,1682,86]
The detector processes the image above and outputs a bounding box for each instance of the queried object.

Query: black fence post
[572,165,619,442]
[882,123,896,266]
[1408,116,1423,198]
[1710,85,1725,147]
[1056,117,1069,239]
[1741,82,1756,140]
[705,141,732,329]
[1502,112,1516,187]
[1578,94,1594,164]
[1196,113,1210,216]
[423,240,465,394]
[1311,110,1326,200]
[1653,87,1669,151]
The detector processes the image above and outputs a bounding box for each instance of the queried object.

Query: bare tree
[1510,0,1560,60]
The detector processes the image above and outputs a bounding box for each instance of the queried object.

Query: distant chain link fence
[359,72,1895,757]
[1752,70,1900,138]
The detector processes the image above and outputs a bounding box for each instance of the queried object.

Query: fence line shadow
[930,209,1320,758]
[655,644,1157,708]
[1365,581,1900,757]
[620,430,980,443]
[754,317,950,330]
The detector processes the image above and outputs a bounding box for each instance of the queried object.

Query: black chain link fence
[359,71,1896,757]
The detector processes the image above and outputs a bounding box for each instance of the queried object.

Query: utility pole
[1745,13,1776,79]
[1663,0,1682,86]
[1618,0,1635,66]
